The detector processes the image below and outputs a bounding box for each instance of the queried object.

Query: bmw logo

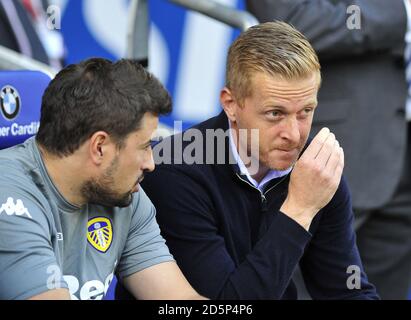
[0,85,21,121]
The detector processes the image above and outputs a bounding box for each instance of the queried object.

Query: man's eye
[141,143,152,150]
[267,110,282,119]
[300,108,314,117]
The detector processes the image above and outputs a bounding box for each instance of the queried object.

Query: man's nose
[143,149,155,172]
[280,116,301,143]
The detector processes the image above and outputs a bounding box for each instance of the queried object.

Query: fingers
[322,140,344,190]
[300,127,344,181]
[325,140,341,172]
[301,127,338,171]
[333,147,344,181]
[301,127,330,160]
[287,129,345,216]
[315,132,336,167]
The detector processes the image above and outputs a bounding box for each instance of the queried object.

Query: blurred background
[59,0,244,130]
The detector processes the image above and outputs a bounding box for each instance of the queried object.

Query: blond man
[123,22,379,299]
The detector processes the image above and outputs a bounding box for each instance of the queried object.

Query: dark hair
[36,58,172,156]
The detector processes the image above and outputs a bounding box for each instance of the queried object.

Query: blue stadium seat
[0,70,51,149]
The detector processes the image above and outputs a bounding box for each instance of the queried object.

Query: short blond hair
[226,21,321,104]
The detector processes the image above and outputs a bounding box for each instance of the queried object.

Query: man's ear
[89,131,112,165]
[220,87,238,123]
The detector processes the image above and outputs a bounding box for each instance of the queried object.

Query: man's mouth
[275,148,300,160]
[277,148,297,153]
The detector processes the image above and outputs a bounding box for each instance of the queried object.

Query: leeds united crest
[87,217,113,253]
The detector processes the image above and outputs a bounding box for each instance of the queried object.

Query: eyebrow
[262,102,317,110]
[263,105,286,110]
[305,101,318,106]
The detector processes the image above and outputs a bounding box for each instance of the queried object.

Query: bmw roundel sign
[0,85,21,121]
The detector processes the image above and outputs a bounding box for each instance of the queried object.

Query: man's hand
[280,128,344,231]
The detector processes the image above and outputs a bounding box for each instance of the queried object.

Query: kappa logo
[87,217,113,253]
[0,197,32,219]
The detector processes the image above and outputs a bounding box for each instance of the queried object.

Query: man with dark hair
[138,22,379,299]
[0,58,205,300]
